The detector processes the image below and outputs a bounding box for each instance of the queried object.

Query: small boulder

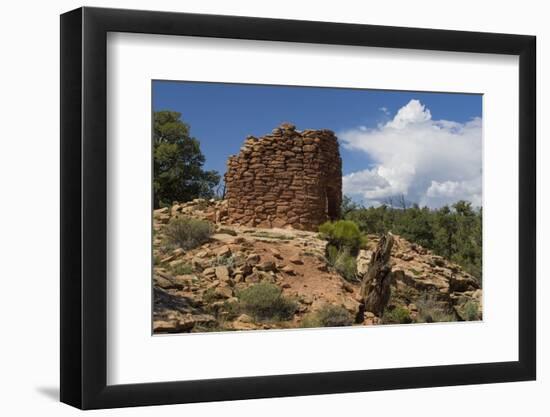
[160,254,176,264]
[153,207,169,217]
[232,313,257,330]
[246,253,261,266]
[430,255,445,267]
[215,266,231,282]
[169,259,185,268]
[236,314,254,323]
[232,321,258,331]
[257,261,276,272]
[341,298,361,315]
[214,284,233,299]
[216,246,232,258]
[449,274,480,292]
[289,256,303,265]
[281,265,295,275]
[203,267,216,277]
[401,253,414,261]
[171,248,185,257]
[154,275,179,290]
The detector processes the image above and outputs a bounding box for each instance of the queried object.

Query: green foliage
[341,195,360,217]
[462,300,480,321]
[171,263,194,275]
[153,111,220,207]
[319,220,366,256]
[409,268,422,277]
[342,195,482,283]
[163,217,213,250]
[202,287,219,304]
[319,220,364,282]
[381,306,412,324]
[345,204,390,235]
[301,304,353,328]
[237,283,296,321]
[220,300,241,321]
[326,246,358,282]
[414,294,456,323]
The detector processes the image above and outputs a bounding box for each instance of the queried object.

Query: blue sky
[153,81,482,207]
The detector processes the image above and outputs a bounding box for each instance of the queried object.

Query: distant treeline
[341,196,482,283]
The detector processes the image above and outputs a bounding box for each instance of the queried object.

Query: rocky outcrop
[224,123,342,231]
[153,200,482,333]
[357,233,482,322]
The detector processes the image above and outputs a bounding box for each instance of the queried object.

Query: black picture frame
[60,6,536,410]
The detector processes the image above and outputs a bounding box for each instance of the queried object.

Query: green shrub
[220,300,241,321]
[463,300,480,321]
[237,283,296,321]
[415,294,456,323]
[163,217,213,250]
[326,246,358,282]
[301,304,353,328]
[319,220,366,256]
[171,263,193,275]
[409,268,422,276]
[381,306,412,324]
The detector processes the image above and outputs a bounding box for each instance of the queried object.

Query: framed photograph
[60,6,536,409]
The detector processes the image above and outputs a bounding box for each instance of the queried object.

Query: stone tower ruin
[224,123,342,231]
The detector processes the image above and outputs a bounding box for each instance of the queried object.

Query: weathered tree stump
[359,233,394,318]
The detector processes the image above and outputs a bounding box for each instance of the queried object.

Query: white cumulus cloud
[340,99,482,208]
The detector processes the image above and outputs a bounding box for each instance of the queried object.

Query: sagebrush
[462,300,480,321]
[381,306,412,324]
[163,216,213,250]
[326,245,357,282]
[414,294,456,323]
[301,304,353,328]
[237,283,296,321]
[171,262,193,275]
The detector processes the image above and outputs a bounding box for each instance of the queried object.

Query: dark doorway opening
[326,186,339,221]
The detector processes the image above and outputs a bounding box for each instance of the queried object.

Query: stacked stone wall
[224,123,342,231]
